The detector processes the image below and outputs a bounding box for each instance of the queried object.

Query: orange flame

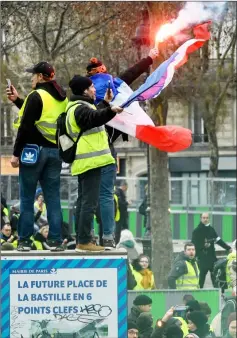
[155,23,175,46]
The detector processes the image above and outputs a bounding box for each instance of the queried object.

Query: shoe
[75,243,105,252]
[17,240,32,252]
[47,240,65,252]
[103,238,115,249]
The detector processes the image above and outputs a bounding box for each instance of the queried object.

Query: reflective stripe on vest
[114,194,120,221]
[176,260,200,290]
[67,120,104,138]
[226,252,236,288]
[13,89,68,144]
[65,100,115,176]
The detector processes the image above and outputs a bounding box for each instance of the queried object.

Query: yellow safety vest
[34,201,47,216]
[176,260,200,290]
[1,237,18,248]
[226,252,236,288]
[114,194,120,221]
[13,89,68,144]
[65,100,115,176]
[2,207,9,216]
[30,236,43,250]
[130,264,155,290]
[173,317,189,337]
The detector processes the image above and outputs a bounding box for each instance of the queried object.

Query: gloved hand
[149,48,159,60]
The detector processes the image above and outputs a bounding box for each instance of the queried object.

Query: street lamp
[132,10,151,238]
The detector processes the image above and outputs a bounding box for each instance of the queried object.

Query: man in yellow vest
[168,243,200,289]
[67,75,123,252]
[6,61,68,251]
[0,224,18,249]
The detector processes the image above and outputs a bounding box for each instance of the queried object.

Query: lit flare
[155,23,176,47]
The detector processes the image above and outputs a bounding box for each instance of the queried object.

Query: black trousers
[75,167,101,244]
[199,264,215,288]
[115,217,128,244]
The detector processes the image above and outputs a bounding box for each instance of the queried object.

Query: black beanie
[187,300,201,312]
[188,311,208,328]
[133,295,152,306]
[69,75,93,95]
[166,324,183,338]
[127,320,138,330]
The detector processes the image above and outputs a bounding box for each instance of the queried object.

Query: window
[190,102,209,143]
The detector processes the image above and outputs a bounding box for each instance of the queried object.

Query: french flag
[91,22,210,153]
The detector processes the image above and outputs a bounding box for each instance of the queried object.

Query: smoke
[170,2,227,35]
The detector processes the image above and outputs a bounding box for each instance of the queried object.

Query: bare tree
[144,2,183,288]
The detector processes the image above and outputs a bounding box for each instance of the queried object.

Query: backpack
[213,257,228,290]
[56,103,83,164]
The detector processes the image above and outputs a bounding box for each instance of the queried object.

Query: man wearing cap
[86,49,159,248]
[128,295,152,323]
[67,75,123,252]
[6,61,68,251]
[127,321,139,338]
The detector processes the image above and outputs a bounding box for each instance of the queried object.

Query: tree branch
[214,74,235,117]
[51,4,70,52]
[221,27,237,66]
[52,14,118,59]
[42,3,51,55]
[15,8,42,50]
[2,35,33,51]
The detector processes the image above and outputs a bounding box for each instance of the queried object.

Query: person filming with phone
[6,62,68,252]
[168,243,200,290]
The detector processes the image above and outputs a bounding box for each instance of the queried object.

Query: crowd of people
[1,45,236,338]
[3,44,159,252]
[127,293,236,338]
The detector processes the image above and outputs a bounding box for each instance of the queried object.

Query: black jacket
[127,263,137,290]
[128,305,142,323]
[139,196,148,228]
[104,56,153,158]
[192,223,231,268]
[168,251,199,289]
[69,94,116,131]
[115,187,128,228]
[190,324,216,338]
[13,81,67,157]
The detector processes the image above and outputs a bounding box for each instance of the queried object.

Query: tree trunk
[150,147,173,288]
[145,2,176,287]
[148,96,173,288]
[206,119,219,204]
[207,127,219,178]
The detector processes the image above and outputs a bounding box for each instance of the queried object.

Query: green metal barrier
[62,204,236,242]
[128,289,221,322]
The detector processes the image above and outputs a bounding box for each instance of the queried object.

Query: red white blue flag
[91,22,210,152]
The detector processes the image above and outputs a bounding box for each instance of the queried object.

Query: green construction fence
[128,289,221,323]
[62,203,236,242]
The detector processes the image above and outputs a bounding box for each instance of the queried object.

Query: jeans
[18,147,62,242]
[75,167,101,244]
[99,163,117,238]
